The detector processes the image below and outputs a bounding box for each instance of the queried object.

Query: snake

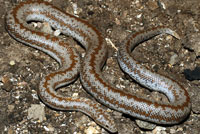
[5,0,191,133]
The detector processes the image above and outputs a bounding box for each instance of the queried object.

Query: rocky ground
[0,0,200,134]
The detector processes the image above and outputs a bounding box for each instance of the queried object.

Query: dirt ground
[0,0,200,134]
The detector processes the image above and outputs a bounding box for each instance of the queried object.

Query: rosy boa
[5,0,191,132]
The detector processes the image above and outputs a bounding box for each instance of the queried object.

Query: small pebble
[1,75,13,92]
[153,126,166,134]
[184,33,200,56]
[157,0,166,9]
[135,119,156,130]
[27,104,46,122]
[40,22,53,34]
[169,53,178,65]
[84,126,99,134]
[7,105,15,112]
[147,0,159,10]
[44,124,54,132]
[9,60,15,66]
[54,29,61,36]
